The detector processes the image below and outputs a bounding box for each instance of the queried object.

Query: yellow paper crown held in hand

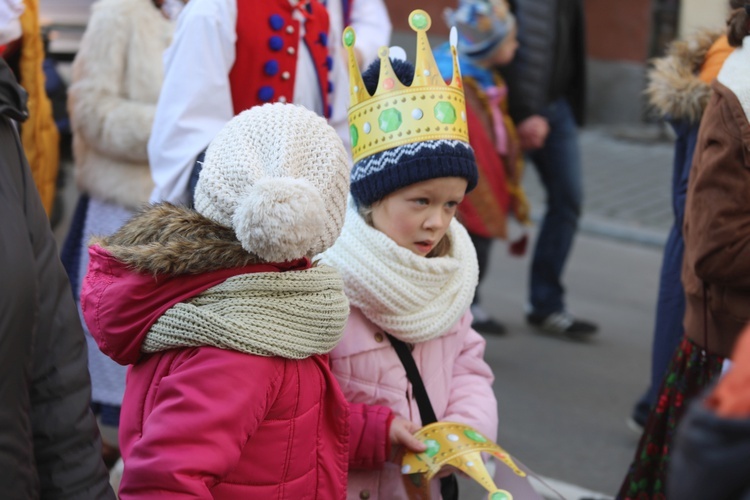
[343,9,469,163]
[401,422,526,500]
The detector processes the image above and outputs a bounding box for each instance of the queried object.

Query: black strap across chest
[386,333,458,500]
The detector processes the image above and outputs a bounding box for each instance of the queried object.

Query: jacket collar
[83,244,311,365]
[0,58,27,122]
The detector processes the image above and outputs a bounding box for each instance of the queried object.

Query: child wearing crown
[321,11,498,499]
[434,0,530,336]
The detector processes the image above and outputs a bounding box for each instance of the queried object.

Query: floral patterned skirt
[617,336,724,500]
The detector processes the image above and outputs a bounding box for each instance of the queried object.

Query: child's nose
[424,210,448,231]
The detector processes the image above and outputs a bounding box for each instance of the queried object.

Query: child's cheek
[401,218,422,241]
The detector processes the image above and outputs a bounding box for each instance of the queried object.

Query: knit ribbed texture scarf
[321,201,478,343]
[142,265,349,359]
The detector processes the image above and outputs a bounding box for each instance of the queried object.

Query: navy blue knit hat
[350,58,478,207]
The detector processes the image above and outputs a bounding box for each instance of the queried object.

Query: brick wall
[585,0,652,62]
[383,0,653,63]
[385,1,478,37]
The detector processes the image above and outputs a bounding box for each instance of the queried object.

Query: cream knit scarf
[321,201,478,343]
[142,265,349,359]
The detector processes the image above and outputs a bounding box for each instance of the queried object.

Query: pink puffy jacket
[330,307,498,500]
[82,246,394,499]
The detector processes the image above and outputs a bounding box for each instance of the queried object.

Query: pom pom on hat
[194,104,350,262]
[232,177,327,263]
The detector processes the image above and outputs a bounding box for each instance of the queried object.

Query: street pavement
[463,226,661,499]
[524,125,675,248]
[453,125,674,499]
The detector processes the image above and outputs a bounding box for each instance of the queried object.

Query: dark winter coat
[502,0,587,125]
[0,58,114,499]
[669,400,750,499]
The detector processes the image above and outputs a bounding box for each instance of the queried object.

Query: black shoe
[472,318,507,335]
[526,311,598,337]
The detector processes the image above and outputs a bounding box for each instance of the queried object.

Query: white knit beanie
[194,103,350,263]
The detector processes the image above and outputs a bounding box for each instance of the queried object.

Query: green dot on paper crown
[343,29,355,47]
[423,439,440,457]
[490,491,512,500]
[464,429,487,443]
[434,102,457,124]
[411,12,428,30]
[378,108,402,133]
[349,124,359,147]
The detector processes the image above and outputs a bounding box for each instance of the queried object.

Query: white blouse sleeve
[147,0,237,204]
[349,0,391,67]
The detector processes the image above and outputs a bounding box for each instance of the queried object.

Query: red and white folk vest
[229,0,333,117]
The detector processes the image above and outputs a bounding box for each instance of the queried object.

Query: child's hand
[389,417,427,456]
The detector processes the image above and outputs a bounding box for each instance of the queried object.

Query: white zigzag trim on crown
[351,140,469,182]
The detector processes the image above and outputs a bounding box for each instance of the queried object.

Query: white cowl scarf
[321,200,479,343]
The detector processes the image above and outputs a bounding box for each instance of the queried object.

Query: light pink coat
[330,307,498,499]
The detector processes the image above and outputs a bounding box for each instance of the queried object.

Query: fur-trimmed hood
[646,30,724,122]
[92,203,262,276]
[82,203,315,365]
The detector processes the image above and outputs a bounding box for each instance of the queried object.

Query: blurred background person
[502,0,597,337]
[0,55,114,500]
[61,0,177,474]
[1,0,60,218]
[669,323,750,500]
[147,0,391,206]
[618,3,750,497]
[436,0,530,336]
[628,20,733,433]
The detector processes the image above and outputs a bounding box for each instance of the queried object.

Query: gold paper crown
[400,422,526,500]
[344,9,469,163]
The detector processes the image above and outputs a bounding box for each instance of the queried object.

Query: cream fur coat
[69,0,173,209]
